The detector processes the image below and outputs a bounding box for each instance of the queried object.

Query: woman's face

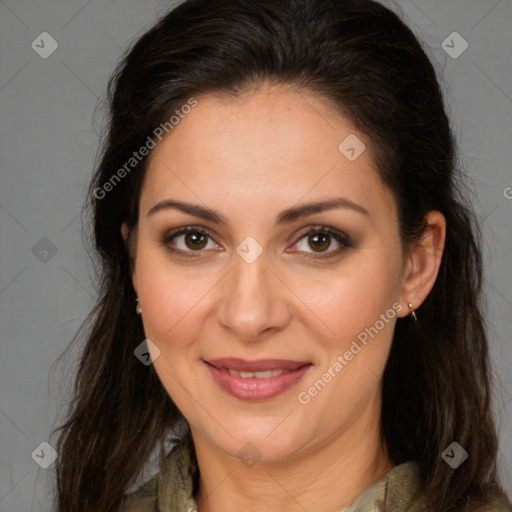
[125,84,412,463]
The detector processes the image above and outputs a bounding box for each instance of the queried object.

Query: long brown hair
[52,0,510,510]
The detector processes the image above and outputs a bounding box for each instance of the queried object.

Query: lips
[206,358,309,372]
[225,368,289,379]
[204,358,312,400]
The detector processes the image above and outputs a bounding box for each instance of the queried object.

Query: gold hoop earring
[408,303,417,323]
[135,298,142,315]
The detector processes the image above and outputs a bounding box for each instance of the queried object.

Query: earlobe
[397,210,446,317]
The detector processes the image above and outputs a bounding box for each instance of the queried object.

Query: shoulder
[120,434,197,512]
[470,490,512,512]
[381,462,512,512]
[121,473,159,512]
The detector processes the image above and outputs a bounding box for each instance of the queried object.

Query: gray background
[0,0,511,510]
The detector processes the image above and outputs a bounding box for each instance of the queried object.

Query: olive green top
[122,435,512,512]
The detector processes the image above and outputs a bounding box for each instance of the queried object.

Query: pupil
[310,233,330,252]
[183,232,332,252]
[186,233,206,249]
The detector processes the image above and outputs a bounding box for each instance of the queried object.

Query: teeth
[227,369,288,378]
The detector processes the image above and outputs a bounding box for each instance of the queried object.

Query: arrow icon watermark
[338,134,366,161]
[31,237,57,263]
[441,441,468,468]
[31,32,58,59]
[134,339,161,366]
[441,32,468,59]
[236,236,263,263]
[31,441,58,469]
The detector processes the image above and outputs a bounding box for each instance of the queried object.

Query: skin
[121,83,446,512]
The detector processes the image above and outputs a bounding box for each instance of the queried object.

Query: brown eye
[292,226,352,258]
[183,232,208,250]
[307,232,332,252]
[162,226,218,256]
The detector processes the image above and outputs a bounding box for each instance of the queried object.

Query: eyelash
[160,225,352,260]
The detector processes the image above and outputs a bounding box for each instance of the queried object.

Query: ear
[121,221,138,294]
[396,210,446,318]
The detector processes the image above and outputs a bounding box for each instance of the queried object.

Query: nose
[215,249,292,342]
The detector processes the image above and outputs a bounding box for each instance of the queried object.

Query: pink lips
[204,358,312,401]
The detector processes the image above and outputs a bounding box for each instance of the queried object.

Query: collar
[124,436,512,512]
[155,435,426,512]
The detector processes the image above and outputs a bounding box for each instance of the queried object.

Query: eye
[161,226,220,257]
[161,225,352,259]
[290,226,352,257]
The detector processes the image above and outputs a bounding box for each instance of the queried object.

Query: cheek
[135,244,216,344]
[296,282,397,436]
[309,279,398,384]
[136,242,401,349]
[135,255,213,410]
[302,254,401,343]
[295,253,401,411]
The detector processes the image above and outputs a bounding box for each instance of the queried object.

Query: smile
[204,358,312,401]
[226,369,290,378]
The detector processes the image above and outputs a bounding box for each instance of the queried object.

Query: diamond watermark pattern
[31,32,59,59]
[441,441,468,469]
[441,32,468,59]
[31,441,58,469]
[32,237,58,263]
[236,236,263,264]
[237,442,262,468]
[338,134,366,161]
[134,339,161,366]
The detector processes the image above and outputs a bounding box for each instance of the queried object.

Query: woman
[53,0,512,510]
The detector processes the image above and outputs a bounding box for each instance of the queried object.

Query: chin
[199,418,309,463]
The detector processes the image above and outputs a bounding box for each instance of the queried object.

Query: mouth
[204,358,312,401]
[225,368,292,378]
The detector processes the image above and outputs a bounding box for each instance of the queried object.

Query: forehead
[149,85,362,167]
[139,85,396,223]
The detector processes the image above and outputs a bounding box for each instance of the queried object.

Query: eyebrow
[147,197,369,225]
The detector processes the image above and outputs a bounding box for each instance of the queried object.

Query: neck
[192,401,394,512]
